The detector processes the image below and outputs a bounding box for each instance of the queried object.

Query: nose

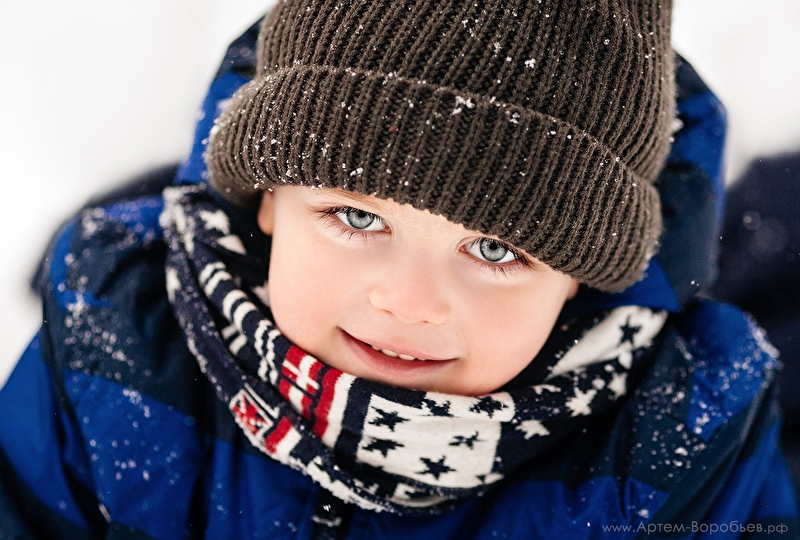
[367,252,451,325]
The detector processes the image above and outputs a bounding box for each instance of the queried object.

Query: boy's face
[257,187,578,396]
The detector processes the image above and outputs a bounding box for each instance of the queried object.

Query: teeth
[370,344,421,361]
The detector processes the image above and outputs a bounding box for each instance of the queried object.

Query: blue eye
[335,207,385,231]
[467,238,517,264]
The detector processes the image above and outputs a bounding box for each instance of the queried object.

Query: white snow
[2,0,800,386]
[672,0,800,178]
[0,1,275,386]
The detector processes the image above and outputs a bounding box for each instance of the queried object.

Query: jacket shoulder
[673,298,778,440]
[38,191,203,409]
[618,298,793,532]
[39,194,168,356]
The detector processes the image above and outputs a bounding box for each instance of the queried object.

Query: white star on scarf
[199,209,230,234]
[516,419,550,438]
[566,388,597,416]
[608,372,627,398]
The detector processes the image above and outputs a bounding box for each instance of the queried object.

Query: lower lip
[340,331,455,380]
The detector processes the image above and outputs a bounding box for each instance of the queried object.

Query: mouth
[340,330,456,376]
[366,343,432,362]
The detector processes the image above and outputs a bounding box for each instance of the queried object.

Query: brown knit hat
[207,0,675,292]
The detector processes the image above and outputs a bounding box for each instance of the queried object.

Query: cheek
[463,281,570,379]
[266,234,359,350]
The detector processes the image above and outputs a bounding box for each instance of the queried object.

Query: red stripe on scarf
[265,417,293,454]
[312,368,343,439]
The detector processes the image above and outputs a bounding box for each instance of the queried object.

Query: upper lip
[345,331,456,362]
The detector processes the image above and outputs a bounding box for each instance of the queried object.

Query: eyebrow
[322,188,378,204]
[312,188,394,212]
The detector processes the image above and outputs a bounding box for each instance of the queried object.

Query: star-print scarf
[160,184,667,515]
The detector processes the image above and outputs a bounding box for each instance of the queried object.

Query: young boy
[1,1,798,538]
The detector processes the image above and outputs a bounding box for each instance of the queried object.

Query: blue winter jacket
[1,22,798,540]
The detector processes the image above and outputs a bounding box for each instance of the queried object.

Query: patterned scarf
[161,184,666,515]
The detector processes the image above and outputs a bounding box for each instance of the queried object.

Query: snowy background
[2,0,800,385]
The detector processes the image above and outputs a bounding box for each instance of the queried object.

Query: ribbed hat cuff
[207,65,663,292]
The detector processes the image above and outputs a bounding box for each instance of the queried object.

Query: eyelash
[317,205,532,276]
[317,206,386,241]
[475,244,531,277]
[462,245,532,279]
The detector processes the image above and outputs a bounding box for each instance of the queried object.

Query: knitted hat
[207,0,676,292]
